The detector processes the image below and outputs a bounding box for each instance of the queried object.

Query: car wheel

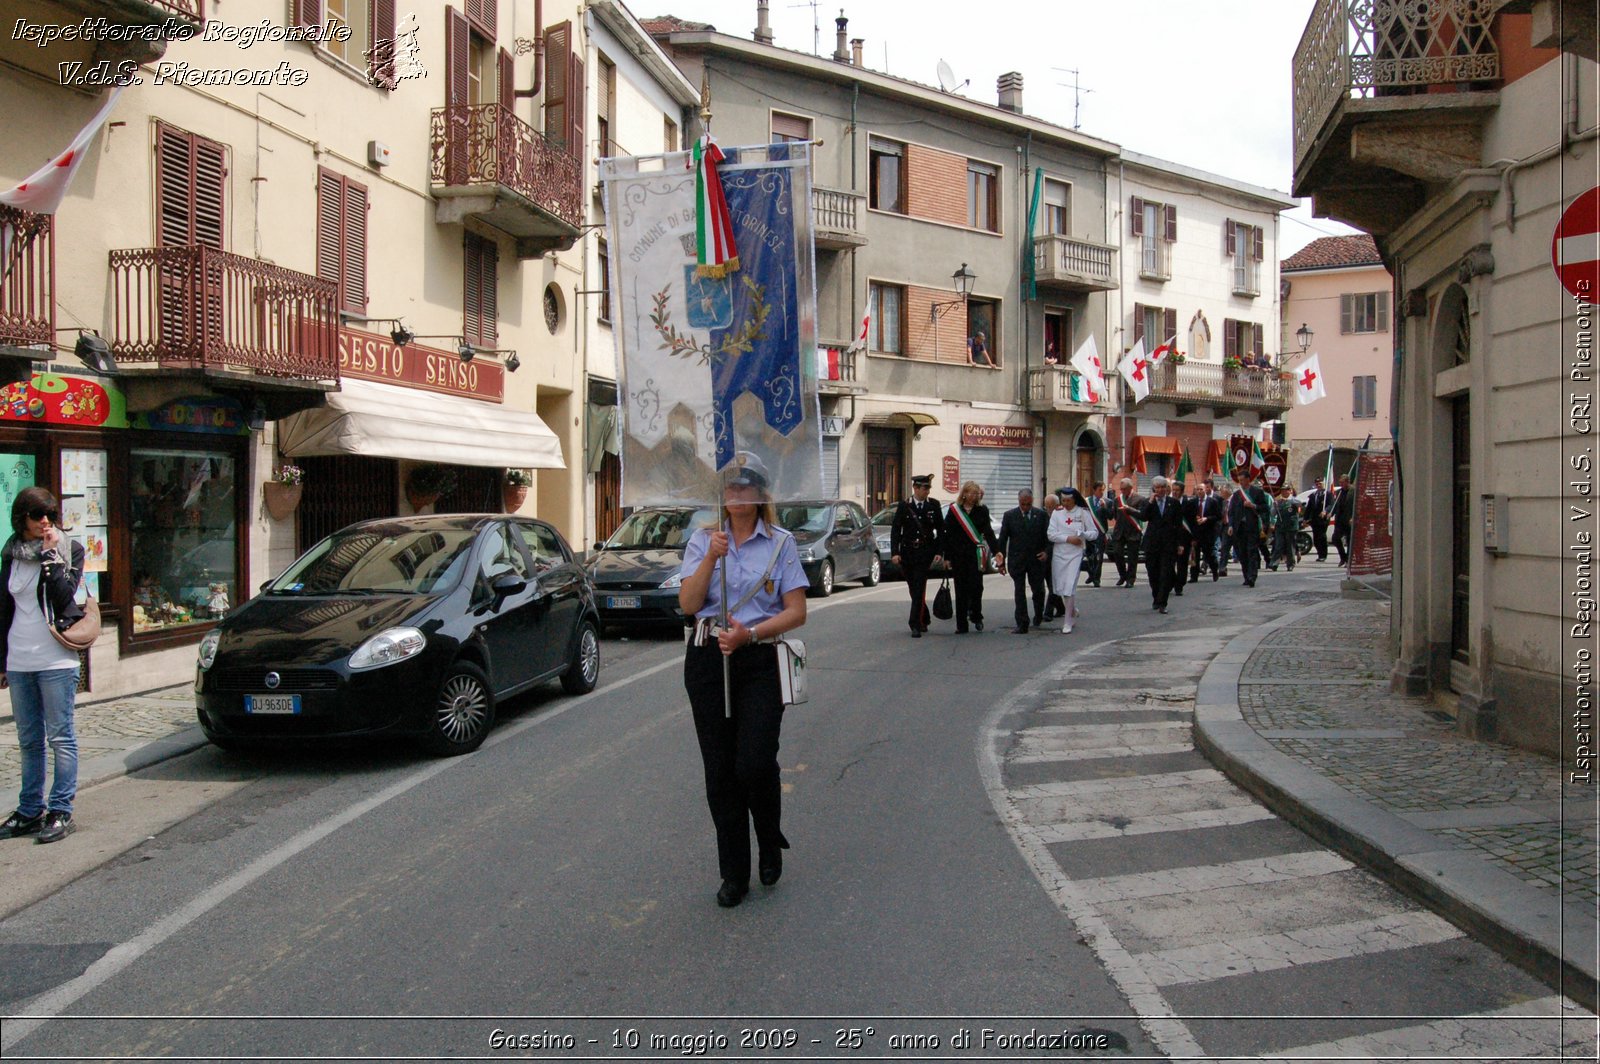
[811,559,834,597]
[561,621,601,695]
[419,661,496,756]
[862,553,881,587]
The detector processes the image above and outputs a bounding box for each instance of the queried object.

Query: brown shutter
[294,0,323,27]
[1132,303,1146,344]
[1252,225,1264,262]
[156,124,193,248]
[463,238,482,344]
[446,8,469,107]
[192,136,226,250]
[1163,204,1177,242]
[1340,293,1353,334]
[464,232,498,346]
[568,50,586,161]
[466,0,497,38]
[498,47,514,110]
[1163,308,1177,343]
[370,0,397,89]
[1129,196,1143,237]
[545,21,570,147]
[1252,323,1264,359]
[1225,219,1236,256]
[1224,318,1238,358]
[343,179,368,313]
[316,168,342,290]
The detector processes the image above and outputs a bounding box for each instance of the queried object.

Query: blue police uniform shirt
[682,519,809,627]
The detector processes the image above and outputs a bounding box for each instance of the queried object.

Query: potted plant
[406,463,457,512]
[263,464,304,521]
[1171,352,1187,364]
[503,468,532,512]
[1222,356,1243,371]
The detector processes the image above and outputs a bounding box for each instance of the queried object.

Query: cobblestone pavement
[0,683,196,801]
[1239,599,1598,908]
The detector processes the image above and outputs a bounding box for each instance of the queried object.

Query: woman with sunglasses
[0,487,87,844]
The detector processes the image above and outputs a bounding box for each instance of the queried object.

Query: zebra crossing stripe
[1272,997,1597,1059]
[1135,911,1463,987]
[1009,741,1194,763]
[1015,777,1253,825]
[1011,768,1224,798]
[1034,803,1274,843]
[1073,851,1353,905]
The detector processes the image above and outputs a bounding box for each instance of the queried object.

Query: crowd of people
[890,470,1357,637]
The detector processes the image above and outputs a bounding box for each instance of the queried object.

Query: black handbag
[931,578,953,621]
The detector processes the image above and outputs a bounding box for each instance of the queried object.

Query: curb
[1193,599,1599,1011]
[77,726,212,790]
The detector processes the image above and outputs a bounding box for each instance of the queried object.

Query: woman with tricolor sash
[943,481,999,634]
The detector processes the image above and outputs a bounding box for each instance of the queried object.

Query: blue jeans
[8,667,80,815]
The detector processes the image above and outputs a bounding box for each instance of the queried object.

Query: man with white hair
[1138,475,1186,614]
[1107,477,1146,588]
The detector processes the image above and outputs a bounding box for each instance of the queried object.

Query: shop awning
[861,411,940,430]
[1130,435,1182,473]
[277,379,565,469]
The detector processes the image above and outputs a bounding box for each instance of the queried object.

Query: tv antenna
[936,59,969,94]
[1052,67,1094,129]
[788,0,820,55]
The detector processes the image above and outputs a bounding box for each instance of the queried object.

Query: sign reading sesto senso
[337,328,504,402]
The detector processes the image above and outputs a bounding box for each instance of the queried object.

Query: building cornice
[590,0,701,106]
[1121,151,1298,212]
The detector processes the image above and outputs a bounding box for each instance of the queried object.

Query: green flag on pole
[1219,445,1234,480]
[1175,446,1193,487]
[1023,167,1042,302]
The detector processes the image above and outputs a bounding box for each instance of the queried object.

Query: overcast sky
[649,0,1361,255]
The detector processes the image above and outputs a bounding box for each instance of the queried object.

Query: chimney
[997,71,1024,113]
[833,12,850,62]
[754,0,773,45]
[851,37,863,66]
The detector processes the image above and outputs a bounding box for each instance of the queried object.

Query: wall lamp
[1295,322,1314,353]
[929,263,976,320]
[359,317,417,346]
[409,335,479,363]
[52,328,117,375]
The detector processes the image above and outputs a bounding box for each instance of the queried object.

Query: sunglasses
[26,508,59,522]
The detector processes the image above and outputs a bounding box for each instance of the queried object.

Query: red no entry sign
[1554,186,1600,301]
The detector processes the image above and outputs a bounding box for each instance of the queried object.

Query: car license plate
[245,693,301,715]
[606,595,641,609]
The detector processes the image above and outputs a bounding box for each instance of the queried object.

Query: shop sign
[336,327,504,403]
[133,396,247,435]
[942,455,960,494]
[961,424,1034,448]
[0,372,125,428]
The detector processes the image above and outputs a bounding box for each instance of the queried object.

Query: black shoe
[1033,616,1044,627]
[759,850,783,886]
[1013,626,1028,635]
[955,627,968,634]
[911,628,922,638]
[1158,605,1169,614]
[1212,572,1219,581]
[36,811,74,844]
[974,620,983,632]
[1,809,44,838]
[1244,580,1255,587]
[1174,588,1183,596]
[716,879,749,907]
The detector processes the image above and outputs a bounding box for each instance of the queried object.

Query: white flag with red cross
[1149,334,1179,365]
[847,289,873,354]
[1068,334,1105,402]
[1294,353,1326,406]
[0,88,122,215]
[1118,338,1152,402]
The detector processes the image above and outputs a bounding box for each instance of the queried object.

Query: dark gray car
[587,506,715,629]
[775,500,880,597]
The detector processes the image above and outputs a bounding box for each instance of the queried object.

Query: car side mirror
[488,572,526,612]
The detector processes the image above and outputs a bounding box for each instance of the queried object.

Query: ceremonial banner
[1348,451,1394,576]
[601,143,822,505]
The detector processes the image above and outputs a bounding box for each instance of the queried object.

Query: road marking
[1072,851,1352,905]
[1136,911,1463,987]
[1033,803,1274,843]
[1014,776,1253,828]
[1272,997,1596,1059]
[1010,767,1224,797]
[1010,741,1194,763]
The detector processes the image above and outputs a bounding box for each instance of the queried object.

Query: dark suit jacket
[996,506,1050,568]
[944,503,999,571]
[1304,488,1328,521]
[890,497,944,562]
[1108,492,1147,542]
[1139,496,1186,555]
[1198,494,1224,533]
[1227,485,1271,536]
[1332,486,1355,527]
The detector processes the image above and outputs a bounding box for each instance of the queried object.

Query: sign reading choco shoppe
[961,424,1034,448]
[337,328,504,402]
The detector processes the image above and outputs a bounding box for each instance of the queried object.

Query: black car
[196,514,601,756]
[774,500,880,596]
[587,505,715,629]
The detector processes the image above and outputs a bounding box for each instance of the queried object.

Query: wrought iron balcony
[1033,234,1118,293]
[108,246,339,381]
[1144,360,1290,417]
[816,343,867,395]
[1292,0,1502,231]
[0,206,54,350]
[1026,366,1113,414]
[430,104,584,258]
[813,187,866,250]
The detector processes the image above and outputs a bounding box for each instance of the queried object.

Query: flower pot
[263,481,302,521]
[407,491,440,514]
[502,485,530,512]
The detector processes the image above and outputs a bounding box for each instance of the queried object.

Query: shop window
[58,448,109,600]
[129,447,237,634]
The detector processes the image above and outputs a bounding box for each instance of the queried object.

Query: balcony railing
[430,103,584,233]
[1294,0,1500,171]
[0,206,54,349]
[108,246,339,380]
[1026,366,1112,413]
[144,0,205,20]
[817,343,867,394]
[1033,234,1118,292]
[813,187,866,249]
[1145,360,1290,413]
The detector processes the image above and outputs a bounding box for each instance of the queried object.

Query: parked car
[776,500,880,596]
[870,504,954,580]
[195,514,601,756]
[587,505,715,629]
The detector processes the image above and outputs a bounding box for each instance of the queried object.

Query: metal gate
[296,455,399,549]
[957,446,1034,500]
[821,435,840,498]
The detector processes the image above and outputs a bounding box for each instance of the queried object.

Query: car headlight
[660,571,683,589]
[348,626,427,671]
[197,629,221,671]
[876,535,890,551]
[798,546,817,562]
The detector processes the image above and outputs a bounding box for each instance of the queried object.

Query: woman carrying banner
[1046,488,1099,634]
[944,480,999,634]
[678,454,809,908]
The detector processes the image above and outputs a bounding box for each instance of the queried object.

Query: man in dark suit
[1084,482,1108,587]
[1139,476,1186,613]
[1331,473,1355,565]
[1303,476,1330,561]
[1226,469,1271,587]
[1190,481,1222,582]
[1171,480,1200,596]
[995,488,1050,633]
[890,474,944,638]
[1108,478,1146,588]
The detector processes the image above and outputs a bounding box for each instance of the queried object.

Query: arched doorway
[1074,429,1105,493]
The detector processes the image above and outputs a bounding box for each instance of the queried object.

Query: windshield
[871,506,896,527]
[268,526,478,595]
[775,505,832,534]
[602,508,716,550]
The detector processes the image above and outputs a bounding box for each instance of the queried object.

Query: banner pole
[720,508,732,719]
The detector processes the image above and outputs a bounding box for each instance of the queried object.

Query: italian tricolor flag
[693,136,739,278]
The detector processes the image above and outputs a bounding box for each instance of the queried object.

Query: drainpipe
[514,0,544,98]
[1493,56,1597,231]
[1115,156,1126,479]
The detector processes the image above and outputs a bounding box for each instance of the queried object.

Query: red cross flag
[1294,353,1326,406]
[1118,337,1151,402]
[1068,334,1105,402]
[0,88,122,215]
[1553,186,1600,302]
[1149,335,1179,365]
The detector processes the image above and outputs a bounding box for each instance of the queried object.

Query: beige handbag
[48,594,101,652]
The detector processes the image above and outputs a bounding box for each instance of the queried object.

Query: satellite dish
[937,59,967,93]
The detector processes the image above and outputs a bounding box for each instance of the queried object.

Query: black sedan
[587,505,715,630]
[196,514,601,756]
[775,500,880,596]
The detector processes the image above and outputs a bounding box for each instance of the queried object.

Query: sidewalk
[0,682,203,800]
[1194,594,1599,1008]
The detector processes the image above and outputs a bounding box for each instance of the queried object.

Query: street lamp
[1295,322,1314,353]
[929,263,976,320]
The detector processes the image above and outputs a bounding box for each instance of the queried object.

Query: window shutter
[464,232,498,347]
[1130,196,1143,237]
[1339,293,1353,334]
[1225,219,1236,256]
[316,169,342,291]
[1352,377,1362,418]
[545,21,570,148]
[446,7,469,107]
[1251,225,1264,262]
[192,136,226,250]
[343,180,368,313]
[294,0,323,28]
[1376,291,1390,332]
[568,50,585,161]
[370,0,397,89]
[1224,318,1238,358]
[1164,203,1177,241]
[498,47,514,109]
[465,0,497,38]
[1252,324,1264,359]
[156,124,193,248]
[1132,303,1146,344]
[1163,308,1177,343]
